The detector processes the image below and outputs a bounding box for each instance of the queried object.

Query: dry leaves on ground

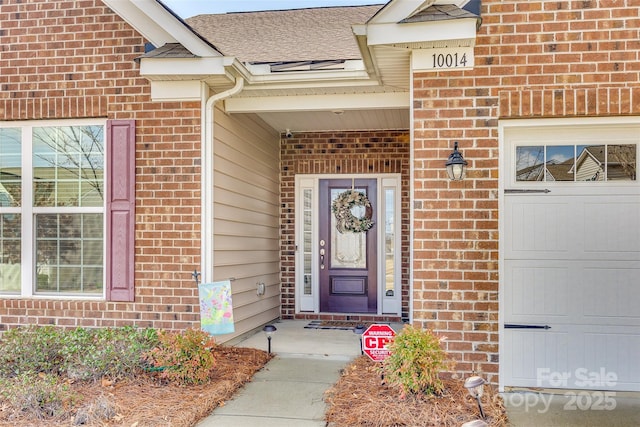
[0,346,272,427]
[325,355,509,427]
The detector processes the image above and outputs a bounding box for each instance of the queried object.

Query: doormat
[304,320,376,330]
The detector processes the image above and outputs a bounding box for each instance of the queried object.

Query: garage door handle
[504,324,551,329]
[504,189,551,194]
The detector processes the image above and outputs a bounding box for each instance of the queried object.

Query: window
[516,144,637,182]
[0,121,105,296]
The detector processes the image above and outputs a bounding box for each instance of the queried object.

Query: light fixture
[464,375,486,419]
[262,324,277,354]
[446,141,468,181]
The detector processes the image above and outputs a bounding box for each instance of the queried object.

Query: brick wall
[280,131,411,321]
[412,0,640,383]
[0,0,203,330]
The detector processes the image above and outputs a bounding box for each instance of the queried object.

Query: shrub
[382,325,453,396]
[62,326,159,380]
[0,325,159,380]
[0,373,79,420]
[143,328,217,385]
[0,325,66,377]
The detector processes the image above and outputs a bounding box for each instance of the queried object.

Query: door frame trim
[294,173,402,316]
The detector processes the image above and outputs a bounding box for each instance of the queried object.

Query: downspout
[201,77,245,284]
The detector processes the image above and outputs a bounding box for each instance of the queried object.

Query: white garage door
[501,120,640,391]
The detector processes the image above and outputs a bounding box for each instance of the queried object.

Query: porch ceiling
[253,107,409,133]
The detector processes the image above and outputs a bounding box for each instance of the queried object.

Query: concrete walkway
[196,320,367,427]
[196,320,640,427]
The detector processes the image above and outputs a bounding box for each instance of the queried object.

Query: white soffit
[225,92,409,114]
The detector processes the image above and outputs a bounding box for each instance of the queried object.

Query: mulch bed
[0,346,273,427]
[325,356,509,426]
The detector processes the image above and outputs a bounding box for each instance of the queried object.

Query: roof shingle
[185,5,382,63]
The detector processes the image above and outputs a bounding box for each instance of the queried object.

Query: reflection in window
[516,144,637,182]
[35,213,103,294]
[0,122,105,296]
[330,188,366,269]
[0,213,21,293]
[384,188,395,297]
[33,126,104,207]
[0,128,22,293]
[303,189,312,295]
[607,144,636,181]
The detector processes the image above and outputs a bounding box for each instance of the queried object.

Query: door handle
[320,248,325,269]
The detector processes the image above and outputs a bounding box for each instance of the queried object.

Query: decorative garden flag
[198,280,235,335]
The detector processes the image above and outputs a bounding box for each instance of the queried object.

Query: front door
[319,179,377,313]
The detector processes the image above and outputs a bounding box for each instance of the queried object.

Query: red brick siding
[0,0,202,330]
[412,0,640,383]
[280,131,411,321]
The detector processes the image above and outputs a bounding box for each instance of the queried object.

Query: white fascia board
[130,0,221,57]
[140,57,228,77]
[103,0,178,46]
[225,91,409,113]
[104,0,221,57]
[150,80,202,101]
[367,19,478,46]
[369,0,469,24]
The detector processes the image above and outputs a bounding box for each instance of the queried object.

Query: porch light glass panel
[303,189,312,295]
[0,128,22,293]
[384,188,395,296]
[330,188,366,269]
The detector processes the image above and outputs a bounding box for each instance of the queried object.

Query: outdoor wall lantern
[263,324,277,354]
[464,375,486,419]
[446,141,468,181]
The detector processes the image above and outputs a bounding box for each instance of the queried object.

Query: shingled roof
[185,5,383,64]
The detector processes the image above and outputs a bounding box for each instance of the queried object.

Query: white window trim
[0,118,107,299]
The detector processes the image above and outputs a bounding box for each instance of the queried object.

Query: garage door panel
[505,262,570,322]
[504,329,570,388]
[581,265,640,326]
[584,200,640,256]
[505,198,572,257]
[582,328,640,391]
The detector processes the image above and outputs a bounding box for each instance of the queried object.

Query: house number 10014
[432,52,468,69]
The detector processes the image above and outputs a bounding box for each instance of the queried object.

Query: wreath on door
[331,190,374,233]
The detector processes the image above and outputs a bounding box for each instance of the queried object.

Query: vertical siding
[213,107,281,340]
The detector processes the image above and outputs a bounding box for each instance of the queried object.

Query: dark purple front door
[319,179,377,313]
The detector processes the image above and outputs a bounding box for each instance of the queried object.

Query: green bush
[382,325,453,396]
[0,325,66,377]
[143,328,217,385]
[62,326,159,380]
[0,373,79,419]
[0,325,159,380]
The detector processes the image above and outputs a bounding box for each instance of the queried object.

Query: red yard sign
[362,324,396,362]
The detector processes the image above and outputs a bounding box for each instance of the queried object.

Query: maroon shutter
[106,120,135,302]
